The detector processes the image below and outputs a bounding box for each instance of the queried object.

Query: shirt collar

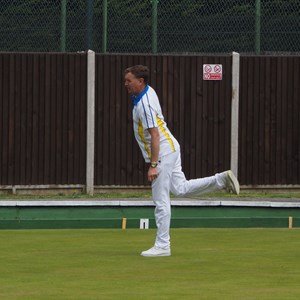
[131,85,149,106]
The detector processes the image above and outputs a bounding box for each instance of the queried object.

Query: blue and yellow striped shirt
[132,85,179,162]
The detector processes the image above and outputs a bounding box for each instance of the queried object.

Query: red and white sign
[203,64,222,80]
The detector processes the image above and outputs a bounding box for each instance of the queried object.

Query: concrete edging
[1,199,300,208]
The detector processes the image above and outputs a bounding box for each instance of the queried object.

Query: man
[124,65,240,257]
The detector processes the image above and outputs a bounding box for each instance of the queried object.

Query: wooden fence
[239,56,300,185]
[0,53,87,186]
[94,54,232,186]
[0,52,299,190]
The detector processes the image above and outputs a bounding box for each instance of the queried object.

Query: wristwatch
[150,162,158,168]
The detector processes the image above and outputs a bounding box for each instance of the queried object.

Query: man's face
[124,72,144,96]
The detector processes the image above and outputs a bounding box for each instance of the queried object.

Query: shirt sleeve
[140,95,158,129]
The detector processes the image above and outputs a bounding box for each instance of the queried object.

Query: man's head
[124,65,149,96]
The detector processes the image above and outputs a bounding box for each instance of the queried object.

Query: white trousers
[151,150,226,249]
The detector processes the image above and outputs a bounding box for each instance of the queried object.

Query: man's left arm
[148,127,160,182]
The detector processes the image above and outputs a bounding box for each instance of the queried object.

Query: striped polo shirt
[132,85,179,162]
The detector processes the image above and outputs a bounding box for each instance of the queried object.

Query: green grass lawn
[0,229,300,299]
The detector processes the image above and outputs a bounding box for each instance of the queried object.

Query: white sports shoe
[223,170,240,195]
[141,246,171,257]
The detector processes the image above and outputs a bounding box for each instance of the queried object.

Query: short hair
[124,65,149,84]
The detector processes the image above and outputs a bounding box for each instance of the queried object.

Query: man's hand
[148,166,158,182]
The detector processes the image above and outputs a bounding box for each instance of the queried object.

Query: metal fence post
[255,0,261,55]
[86,50,96,195]
[152,0,158,53]
[86,0,94,50]
[231,52,240,178]
[102,0,108,53]
[60,0,67,52]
